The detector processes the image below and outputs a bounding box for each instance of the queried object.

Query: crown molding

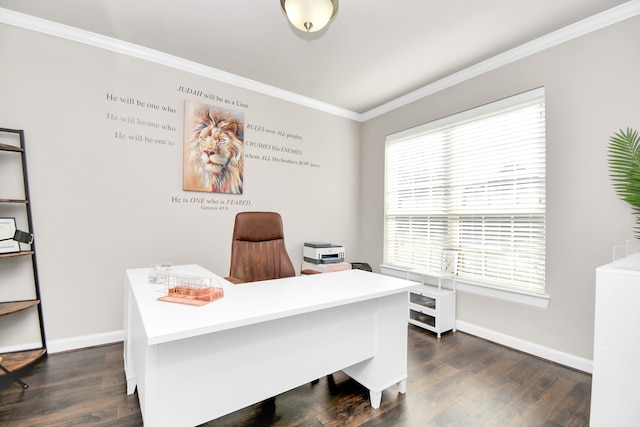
[360,0,640,121]
[0,7,361,122]
[1,1,640,123]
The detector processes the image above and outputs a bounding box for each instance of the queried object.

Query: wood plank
[0,328,592,426]
[0,300,39,316]
[0,349,46,375]
[0,142,23,152]
[0,251,34,259]
[0,199,28,204]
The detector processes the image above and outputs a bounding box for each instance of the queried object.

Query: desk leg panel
[148,300,377,427]
[343,292,409,405]
[126,290,160,422]
[124,281,136,395]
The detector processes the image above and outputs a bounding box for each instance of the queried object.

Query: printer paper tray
[303,256,345,264]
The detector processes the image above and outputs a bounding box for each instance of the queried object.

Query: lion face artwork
[183,102,244,194]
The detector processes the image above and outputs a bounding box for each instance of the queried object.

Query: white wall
[2,11,639,369]
[0,23,360,352]
[359,16,640,367]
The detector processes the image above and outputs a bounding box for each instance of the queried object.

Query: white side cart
[407,269,456,338]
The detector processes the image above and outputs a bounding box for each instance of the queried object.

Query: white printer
[303,242,345,264]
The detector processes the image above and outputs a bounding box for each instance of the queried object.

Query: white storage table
[124,265,414,427]
[590,260,640,426]
[406,268,456,338]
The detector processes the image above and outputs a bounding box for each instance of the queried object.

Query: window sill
[380,264,550,309]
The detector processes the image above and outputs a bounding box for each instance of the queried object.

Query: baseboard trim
[47,330,124,354]
[45,323,593,374]
[456,320,593,374]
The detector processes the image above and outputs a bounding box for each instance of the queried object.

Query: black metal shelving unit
[0,128,46,388]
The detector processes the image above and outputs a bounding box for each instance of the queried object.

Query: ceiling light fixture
[280,0,338,33]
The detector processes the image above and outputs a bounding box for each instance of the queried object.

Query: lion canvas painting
[183,101,244,194]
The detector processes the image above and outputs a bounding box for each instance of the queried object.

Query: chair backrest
[226,212,296,284]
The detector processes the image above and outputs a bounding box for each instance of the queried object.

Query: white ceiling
[0,0,632,115]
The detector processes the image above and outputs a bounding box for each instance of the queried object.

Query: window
[384,88,546,293]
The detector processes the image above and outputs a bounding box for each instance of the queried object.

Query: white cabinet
[590,259,640,426]
[407,269,456,338]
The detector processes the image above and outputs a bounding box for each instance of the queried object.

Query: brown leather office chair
[225,211,296,284]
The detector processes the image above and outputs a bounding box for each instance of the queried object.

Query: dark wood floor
[0,326,592,426]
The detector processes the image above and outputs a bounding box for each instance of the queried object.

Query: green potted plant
[608,128,640,238]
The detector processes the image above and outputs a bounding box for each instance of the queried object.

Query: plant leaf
[608,127,640,238]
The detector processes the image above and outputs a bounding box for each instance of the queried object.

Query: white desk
[124,265,414,427]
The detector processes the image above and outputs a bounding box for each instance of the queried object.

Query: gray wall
[2,11,639,366]
[359,16,640,363]
[0,23,360,351]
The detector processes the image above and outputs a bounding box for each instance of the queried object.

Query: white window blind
[385,88,546,293]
